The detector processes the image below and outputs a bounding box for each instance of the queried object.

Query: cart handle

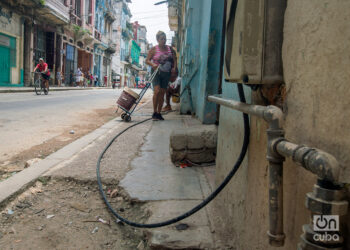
[147,66,159,82]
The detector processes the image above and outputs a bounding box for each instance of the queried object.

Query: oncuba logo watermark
[313,215,340,242]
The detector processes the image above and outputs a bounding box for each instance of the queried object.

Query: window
[75,0,81,17]
[85,0,92,24]
[66,44,75,61]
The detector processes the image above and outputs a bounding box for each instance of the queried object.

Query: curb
[0,87,116,93]
[0,97,153,207]
[0,115,121,206]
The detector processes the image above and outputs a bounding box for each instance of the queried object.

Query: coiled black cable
[97,83,250,228]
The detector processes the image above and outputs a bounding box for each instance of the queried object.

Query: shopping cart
[116,67,159,122]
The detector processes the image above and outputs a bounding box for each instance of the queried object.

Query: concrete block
[170,148,186,162]
[186,148,216,163]
[170,125,217,164]
[187,134,205,149]
[170,131,187,150]
[202,129,218,149]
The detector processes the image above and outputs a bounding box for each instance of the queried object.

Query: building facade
[118,0,132,87]
[0,0,120,87]
[0,0,71,87]
[93,0,116,87]
[136,24,148,81]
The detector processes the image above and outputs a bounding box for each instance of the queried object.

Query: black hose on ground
[97,83,250,228]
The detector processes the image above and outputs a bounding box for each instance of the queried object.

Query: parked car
[112,76,121,89]
[137,81,146,89]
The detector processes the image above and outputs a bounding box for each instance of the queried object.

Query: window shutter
[9,37,16,68]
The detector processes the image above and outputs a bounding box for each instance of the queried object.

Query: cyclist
[33,58,50,90]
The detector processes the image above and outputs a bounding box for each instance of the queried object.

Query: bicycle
[33,72,49,95]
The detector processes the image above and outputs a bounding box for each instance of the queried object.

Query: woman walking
[56,67,63,87]
[146,31,177,120]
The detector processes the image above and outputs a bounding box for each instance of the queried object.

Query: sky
[129,0,174,46]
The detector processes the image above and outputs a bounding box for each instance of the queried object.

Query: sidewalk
[0,86,112,93]
[0,100,219,249]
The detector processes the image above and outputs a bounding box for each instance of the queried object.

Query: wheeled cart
[116,68,158,122]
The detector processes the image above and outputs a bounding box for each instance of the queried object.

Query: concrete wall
[214,0,350,249]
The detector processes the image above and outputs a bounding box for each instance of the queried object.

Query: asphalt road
[0,89,123,163]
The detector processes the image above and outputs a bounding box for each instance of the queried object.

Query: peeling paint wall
[179,0,224,124]
[214,0,350,249]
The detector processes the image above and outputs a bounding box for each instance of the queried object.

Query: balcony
[105,10,116,23]
[106,41,117,54]
[70,13,82,26]
[94,30,102,41]
[126,21,133,31]
[36,0,70,25]
[122,29,132,40]
[168,5,179,32]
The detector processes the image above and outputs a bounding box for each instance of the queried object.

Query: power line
[133,15,168,20]
[132,9,167,15]
[132,13,167,19]
[138,20,171,25]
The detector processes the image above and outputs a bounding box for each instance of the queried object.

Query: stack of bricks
[169,125,217,164]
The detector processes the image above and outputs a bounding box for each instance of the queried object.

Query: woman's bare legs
[153,85,161,113]
[157,88,166,113]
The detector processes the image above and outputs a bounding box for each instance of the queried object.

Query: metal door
[180,0,201,114]
[0,45,10,84]
[65,44,75,86]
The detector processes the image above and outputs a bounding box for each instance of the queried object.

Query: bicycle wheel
[34,79,42,95]
[44,84,49,95]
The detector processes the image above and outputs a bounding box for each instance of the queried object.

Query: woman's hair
[156,31,166,41]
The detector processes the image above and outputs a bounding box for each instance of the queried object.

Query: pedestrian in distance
[69,70,74,86]
[75,68,83,87]
[104,75,108,87]
[56,67,63,87]
[135,75,140,88]
[94,74,99,87]
[146,31,177,121]
[89,72,94,87]
[83,70,88,88]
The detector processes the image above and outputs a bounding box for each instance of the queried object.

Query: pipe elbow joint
[303,150,342,184]
[263,106,284,129]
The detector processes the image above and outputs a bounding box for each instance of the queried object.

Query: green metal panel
[131,40,140,64]
[0,45,10,84]
[20,68,24,84]
[9,37,16,67]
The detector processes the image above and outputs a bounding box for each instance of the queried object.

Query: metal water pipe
[208,95,285,246]
[207,94,348,248]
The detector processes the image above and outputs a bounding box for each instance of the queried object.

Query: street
[0,89,123,178]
